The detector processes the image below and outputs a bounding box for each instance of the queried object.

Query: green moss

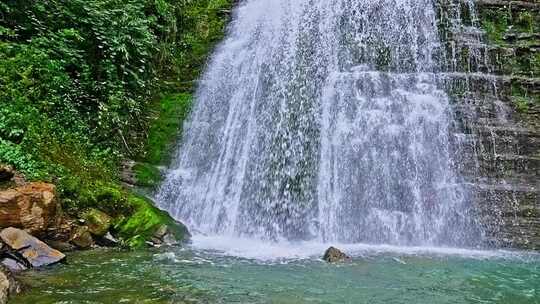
[509,80,539,113]
[133,162,162,188]
[141,93,192,166]
[513,96,531,113]
[81,208,112,236]
[481,19,507,45]
[59,178,133,217]
[114,194,190,248]
[515,11,534,34]
[480,7,539,45]
[60,175,189,248]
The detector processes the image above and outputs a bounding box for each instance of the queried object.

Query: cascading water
[157,0,484,247]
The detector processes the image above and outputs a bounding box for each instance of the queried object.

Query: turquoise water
[10,241,540,304]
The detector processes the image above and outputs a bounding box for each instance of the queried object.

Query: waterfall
[157,0,484,247]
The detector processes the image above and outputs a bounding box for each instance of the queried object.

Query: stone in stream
[323,247,351,263]
[0,265,21,304]
[0,227,65,268]
[0,182,59,237]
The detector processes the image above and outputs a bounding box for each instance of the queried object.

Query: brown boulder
[69,226,94,249]
[323,247,351,263]
[0,227,65,267]
[0,183,59,236]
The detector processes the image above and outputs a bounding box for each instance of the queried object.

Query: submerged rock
[323,247,351,263]
[0,265,21,304]
[0,183,59,236]
[0,227,65,267]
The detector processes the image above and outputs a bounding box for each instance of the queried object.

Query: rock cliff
[442,0,539,249]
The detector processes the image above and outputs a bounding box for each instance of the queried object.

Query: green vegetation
[478,5,539,114]
[479,6,540,78]
[131,93,192,188]
[143,93,193,166]
[480,8,537,44]
[133,162,162,188]
[0,0,232,246]
[510,80,537,114]
[114,194,190,248]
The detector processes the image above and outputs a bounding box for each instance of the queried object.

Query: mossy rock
[81,208,112,237]
[113,194,190,248]
[69,226,94,249]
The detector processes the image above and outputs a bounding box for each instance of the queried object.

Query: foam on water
[190,234,535,262]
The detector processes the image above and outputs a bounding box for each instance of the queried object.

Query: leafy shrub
[0,0,232,214]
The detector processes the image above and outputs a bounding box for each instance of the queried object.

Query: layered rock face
[441,0,539,249]
[0,183,59,237]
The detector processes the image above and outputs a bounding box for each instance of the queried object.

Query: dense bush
[0,0,231,212]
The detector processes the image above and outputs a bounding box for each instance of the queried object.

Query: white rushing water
[189,235,533,261]
[157,0,484,250]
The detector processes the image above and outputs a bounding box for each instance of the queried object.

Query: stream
[11,236,540,304]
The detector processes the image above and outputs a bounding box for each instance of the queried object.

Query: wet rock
[0,165,14,183]
[1,258,27,272]
[323,247,351,263]
[96,232,119,247]
[69,226,94,249]
[81,209,112,237]
[0,265,21,304]
[45,216,77,244]
[0,241,30,271]
[153,224,169,240]
[0,183,59,236]
[162,232,177,245]
[0,227,65,267]
[150,224,178,246]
